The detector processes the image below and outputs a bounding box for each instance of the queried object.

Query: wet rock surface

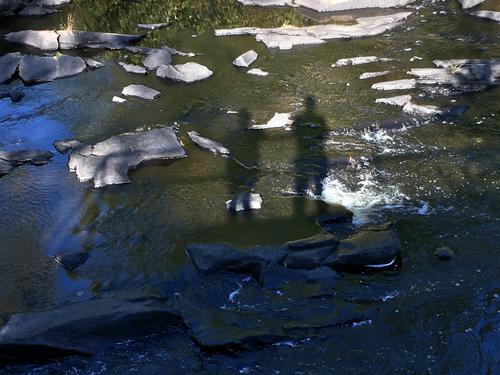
[118,61,147,74]
[187,131,230,156]
[156,62,213,83]
[67,126,186,187]
[18,54,87,84]
[0,53,21,84]
[0,149,53,177]
[54,251,90,271]
[121,84,161,100]
[137,22,169,30]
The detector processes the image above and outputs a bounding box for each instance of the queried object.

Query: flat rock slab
[5,30,59,51]
[0,297,182,364]
[472,11,500,22]
[57,30,144,50]
[143,49,172,70]
[0,149,53,177]
[34,0,72,6]
[83,57,104,69]
[216,12,412,50]
[187,131,230,156]
[68,126,186,187]
[458,0,485,9]
[137,22,169,30]
[226,192,263,212]
[121,84,160,100]
[239,0,414,11]
[360,71,390,80]
[0,52,22,84]
[19,55,87,84]
[332,56,392,67]
[402,101,442,116]
[375,94,412,107]
[247,68,269,76]
[18,6,58,16]
[250,112,293,129]
[157,62,213,83]
[233,50,258,68]
[118,62,147,74]
[371,78,416,90]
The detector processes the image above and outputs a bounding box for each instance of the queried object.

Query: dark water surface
[0,0,499,373]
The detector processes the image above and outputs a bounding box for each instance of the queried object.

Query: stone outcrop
[156,62,213,83]
[19,55,87,84]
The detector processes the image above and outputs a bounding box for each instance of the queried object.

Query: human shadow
[293,96,329,216]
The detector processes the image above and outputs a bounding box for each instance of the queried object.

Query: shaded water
[0,0,499,373]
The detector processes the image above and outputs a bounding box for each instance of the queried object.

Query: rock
[315,207,354,232]
[83,57,104,69]
[250,112,293,130]
[233,50,258,68]
[435,247,454,260]
[471,11,500,23]
[322,229,401,271]
[187,131,230,156]
[5,30,59,51]
[284,246,333,269]
[34,0,72,6]
[375,94,412,107]
[0,150,53,177]
[121,84,160,100]
[53,139,83,154]
[8,90,24,102]
[112,96,126,103]
[332,56,392,68]
[286,232,339,251]
[215,12,412,50]
[237,0,293,6]
[0,296,182,364]
[68,126,185,187]
[457,0,485,9]
[0,52,21,84]
[18,6,57,16]
[402,101,442,116]
[360,71,390,80]
[294,0,414,12]
[19,55,87,84]
[247,68,269,76]
[156,62,213,84]
[118,61,147,74]
[125,45,195,57]
[54,252,90,271]
[226,192,263,212]
[186,243,287,282]
[261,264,339,288]
[371,79,416,91]
[143,49,172,70]
[57,30,144,50]
[136,22,169,30]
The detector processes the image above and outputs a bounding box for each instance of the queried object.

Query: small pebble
[435,247,454,261]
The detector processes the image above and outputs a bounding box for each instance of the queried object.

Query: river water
[0,0,499,374]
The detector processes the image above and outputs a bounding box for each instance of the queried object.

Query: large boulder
[68,127,186,187]
[5,30,59,51]
[472,11,500,22]
[156,62,213,83]
[0,52,21,84]
[19,55,87,84]
[0,297,182,364]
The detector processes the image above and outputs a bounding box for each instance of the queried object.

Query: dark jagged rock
[0,90,24,103]
[54,251,90,271]
[284,246,333,269]
[187,131,230,156]
[68,126,185,187]
[5,30,59,51]
[0,159,13,176]
[186,243,287,282]
[19,55,87,84]
[315,206,354,233]
[0,52,21,84]
[322,229,401,271]
[435,247,454,261]
[226,192,262,212]
[262,264,339,288]
[0,296,183,365]
[286,232,339,251]
[57,30,144,50]
[0,149,53,177]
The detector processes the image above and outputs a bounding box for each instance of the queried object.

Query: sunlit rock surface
[233,50,258,67]
[156,62,213,83]
[118,62,147,75]
[371,79,416,90]
[375,94,412,106]
[471,11,500,23]
[250,112,293,129]
[67,127,186,188]
[188,131,230,156]
[226,192,263,212]
[457,0,485,9]
[238,0,414,12]
[121,84,161,100]
[332,56,393,67]
[0,52,22,84]
[360,71,390,80]
[143,49,172,70]
[247,68,269,76]
[137,22,169,30]
[19,55,87,84]
[5,30,59,50]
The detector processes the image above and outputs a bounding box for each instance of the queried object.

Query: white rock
[359,71,390,80]
[137,22,169,30]
[121,84,161,100]
[226,192,263,212]
[250,113,293,130]
[294,0,414,12]
[118,62,147,74]
[333,56,392,67]
[5,30,59,51]
[375,95,412,107]
[247,68,269,76]
[156,62,213,83]
[112,96,126,103]
[402,101,443,116]
[256,33,324,50]
[188,131,230,156]
[233,50,258,67]
[371,79,416,91]
[84,57,104,69]
[472,11,500,23]
[457,0,485,9]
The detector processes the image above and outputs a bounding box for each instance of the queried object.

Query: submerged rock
[0,52,22,84]
[19,55,87,84]
[0,159,13,176]
[54,251,90,271]
[215,12,412,50]
[226,192,263,212]
[360,71,390,80]
[0,296,182,364]
[5,30,59,51]
[121,84,161,100]
[435,247,454,260]
[57,30,144,50]
[0,90,25,103]
[233,50,258,68]
[68,126,185,187]
[118,61,147,74]
[375,94,412,107]
[286,232,339,251]
[250,112,293,130]
[371,79,416,91]
[53,139,83,154]
[137,22,169,30]
[471,11,500,23]
[143,49,172,70]
[247,68,269,76]
[0,149,53,177]
[187,131,230,156]
[156,62,213,83]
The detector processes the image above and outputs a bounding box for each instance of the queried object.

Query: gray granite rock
[18,6,58,16]
[68,127,186,187]
[54,139,83,154]
[19,55,87,84]
[187,131,230,156]
[121,84,161,100]
[0,52,21,84]
[457,0,485,9]
[471,11,500,23]
[0,149,53,177]
[83,57,104,69]
[360,71,390,80]
[371,79,416,91]
[57,30,144,50]
[156,62,213,83]
[34,0,72,6]
[375,95,412,107]
[143,49,172,70]
[5,30,59,51]
[332,56,392,67]
[233,50,258,68]
[118,62,147,74]
[137,22,168,30]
